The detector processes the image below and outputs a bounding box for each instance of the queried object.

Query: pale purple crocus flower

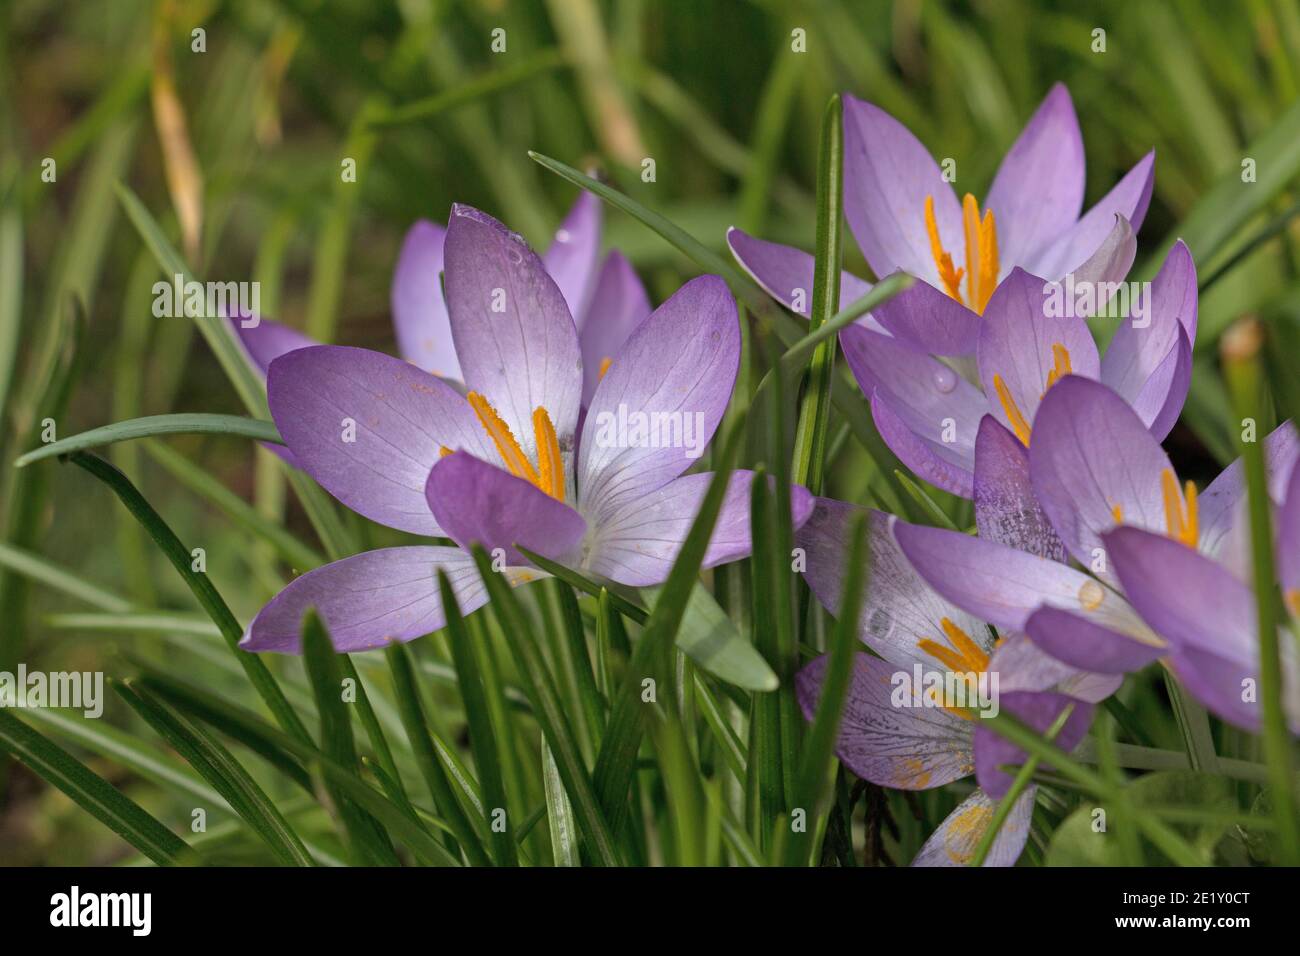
[232,192,651,407]
[841,245,1196,498]
[795,499,1101,866]
[893,376,1298,689]
[240,204,811,653]
[729,84,1153,357]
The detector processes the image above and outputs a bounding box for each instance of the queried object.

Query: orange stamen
[994,374,1033,446]
[925,195,965,303]
[1160,468,1198,548]
[598,356,612,380]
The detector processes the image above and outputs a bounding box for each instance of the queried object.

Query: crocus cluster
[227,82,1297,868]
[731,85,1299,865]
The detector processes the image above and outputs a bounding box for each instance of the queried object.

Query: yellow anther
[534,407,564,500]
[994,373,1033,446]
[1160,468,1198,548]
[1044,343,1072,390]
[976,207,999,313]
[439,445,454,458]
[918,617,989,675]
[1111,503,1123,524]
[598,356,612,380]
[926,194,1000,312]
[466,392,566,501]
[925,195,965,303]
[468,391,540,486]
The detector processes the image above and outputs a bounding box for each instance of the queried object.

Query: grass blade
[784,511,867,866]
[66,451,311,744]
[113,679,315,867]
[0,709,196,866]
[386,641,492,866]
[15,414,281,468]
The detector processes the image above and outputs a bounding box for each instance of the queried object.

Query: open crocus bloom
[729,84,1153,357]
[896,376,1298,683]
[893,408,1170,677]
[241,205,811,653]
[794,498,1099,866]
[232,191,651,407]
[843,245,1196,498]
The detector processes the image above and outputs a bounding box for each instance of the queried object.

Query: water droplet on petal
[554,228,572,243]
[506,245,524,265]
[932,366,957,393]
[1078,580,1104,612]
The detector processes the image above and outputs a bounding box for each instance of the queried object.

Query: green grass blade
[1223,320,1300,863]
[472,544,621,866]
[591,415,746,838]
[0,709,196,866]
[142,439,322,570]
[440,571,518,865]
[113,679,315,867]
[784,510,866,866]
[66,451,311,744]
[0,542,132,611]
[16,413,281,467]
[385,641,492,866]
[790,95,844,497]
[541,740,580,866]
[371,50,565,128]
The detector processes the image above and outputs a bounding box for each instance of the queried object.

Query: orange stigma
[993,343,1072,447]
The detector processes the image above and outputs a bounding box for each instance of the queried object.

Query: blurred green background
[3,0,1300,863]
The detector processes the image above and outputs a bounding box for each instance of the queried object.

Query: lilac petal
[1279,462,1300,596]
[974,415,1067,562]
[869,274,981,356]
[976,268,1101,437]
[1025,605,1165,675]
[796,653,973,790]
[725,228,877,325]
[871,391,975,498]
[840,323,988,497]
[267,346,497,535]
[973,691,1094,798]
[391,219,459,379]
[797,500,992,671]
[1028,375,1172,579]
[584,470,812,587]
[1061,214,1136,294]
[443,204,583,465]
[1198,421,1299,564]
[240,547,486,654]
[230,314,316,377]
[1131,326,1192,443]
[576,251,651,406]
[578,275,739,525]
[985,84,1085,269]
[911,787,1036,867]
[1166,647,1263,734]
[425,452,587,569]
[543,191,603,323]
[1105,526,1256,661]
[842,94,963,284]
[892,520,1158,646]
[988,633,1122,704]
[1101,240,1197,434]
[1025,151,1156,280]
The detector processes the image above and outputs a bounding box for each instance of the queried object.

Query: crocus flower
[1103,491,1300,735]
[730,84,1152,357]
[841,244,1197,498]
[232,192,651,407]
[893,376,1298,684]
[240,204,810,653]
[795,498,1100,866]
